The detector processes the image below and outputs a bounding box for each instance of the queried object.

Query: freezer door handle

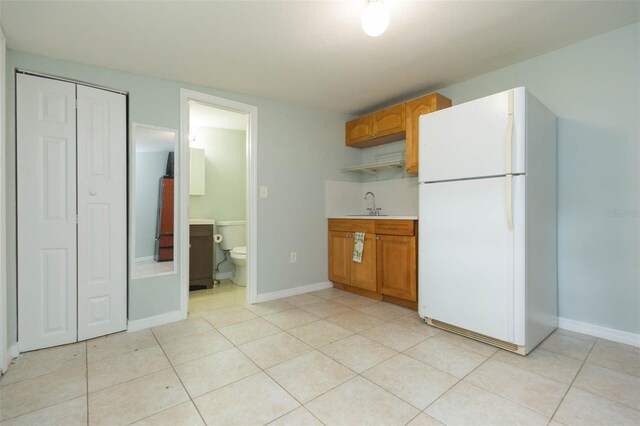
[505,89,514,230]
[505,89,514,175]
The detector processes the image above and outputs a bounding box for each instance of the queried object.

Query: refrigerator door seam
[420,173,525,185]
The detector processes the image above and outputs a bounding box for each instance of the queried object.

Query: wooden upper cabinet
[345,115,373,146]
[405,93,452,174]
[344,92,451,171]
[345,104,406,148]
[372,103,405,138]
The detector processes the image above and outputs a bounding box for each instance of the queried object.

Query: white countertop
[328,215,417,220]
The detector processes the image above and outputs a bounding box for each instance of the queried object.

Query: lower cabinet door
[377,235,417,301]
[328,231,351,284]
[190,235,213,282]
[350,234,377,292]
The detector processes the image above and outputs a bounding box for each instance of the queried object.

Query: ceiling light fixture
[361,0,390,37]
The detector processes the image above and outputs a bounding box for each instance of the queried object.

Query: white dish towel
[353,232,365,263]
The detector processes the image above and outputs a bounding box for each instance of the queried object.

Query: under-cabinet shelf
[340,159,406,174]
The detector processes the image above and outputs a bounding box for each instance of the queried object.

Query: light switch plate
[260,186,268,198]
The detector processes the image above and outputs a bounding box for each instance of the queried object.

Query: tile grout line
[143,328,209,425]
[194,314,327,424]
[162,299,322,424]
[0,346,89,423]
[546,336,597,424]
[276,313,431,421]
[419,344,500,424]
[0,344,88,388]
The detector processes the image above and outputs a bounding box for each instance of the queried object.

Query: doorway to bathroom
[179,90,258,317]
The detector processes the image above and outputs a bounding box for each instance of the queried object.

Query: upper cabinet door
[419,88,525,183]
[345,115,373,146]
[405,94,452,174]
[372,103,405,138]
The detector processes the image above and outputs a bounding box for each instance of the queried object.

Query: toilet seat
[230,246,247,259]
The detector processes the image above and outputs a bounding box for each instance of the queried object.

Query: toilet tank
[216,220,246,250]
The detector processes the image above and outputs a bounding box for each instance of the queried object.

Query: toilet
[216,220,247,286]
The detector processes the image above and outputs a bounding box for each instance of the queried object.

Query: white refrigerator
[418,87,557,355]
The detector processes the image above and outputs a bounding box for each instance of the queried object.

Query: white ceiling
[189,102,247,131]
[2,1,638,114]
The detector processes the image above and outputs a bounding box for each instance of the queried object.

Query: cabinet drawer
[158,235,173,248]
[190,224,213,237]
[328,219,375,234]
[375,220,415,236]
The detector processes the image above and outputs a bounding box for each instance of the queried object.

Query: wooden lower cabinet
[377,235,416,301]
[189,224,214,289]
[328,219,417,308]
[328,231,351,284]
[328,231,377,292]
[350,233,377,292]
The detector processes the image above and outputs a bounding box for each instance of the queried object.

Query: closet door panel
[77,85,127,340]
[17,74,78,351]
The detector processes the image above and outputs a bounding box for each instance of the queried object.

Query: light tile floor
[1,287,639,425]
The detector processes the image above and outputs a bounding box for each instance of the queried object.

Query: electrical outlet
[260,186,268,198]
[289,252,297,263]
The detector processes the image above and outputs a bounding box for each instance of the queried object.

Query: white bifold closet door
[76,85,127,341]
[17,75,78,351]
[17,74,127,352]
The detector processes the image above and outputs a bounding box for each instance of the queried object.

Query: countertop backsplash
[325,177,419,218]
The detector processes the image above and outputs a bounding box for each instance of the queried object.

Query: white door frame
[0,24,7,372]
[179,89,258,318]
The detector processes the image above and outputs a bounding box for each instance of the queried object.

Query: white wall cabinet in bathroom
[17,73,127,351]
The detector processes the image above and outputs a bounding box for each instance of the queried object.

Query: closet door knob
[89,189,97,196]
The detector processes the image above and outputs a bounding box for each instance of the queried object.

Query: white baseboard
[215,271,233,280]
[9,344,18,358]
[254,281,333,304]
[559,317,640,348]
[134,256,155,262]
[127,310,185,332]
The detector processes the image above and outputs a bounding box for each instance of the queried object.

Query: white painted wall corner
[3,344,19,372]
[559,317,640,348]
[253,281,333,304]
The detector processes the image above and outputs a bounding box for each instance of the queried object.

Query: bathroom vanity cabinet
[189,224,214,289]
[328,219,418,309]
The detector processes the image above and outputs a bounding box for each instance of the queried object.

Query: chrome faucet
[364,192,381,216]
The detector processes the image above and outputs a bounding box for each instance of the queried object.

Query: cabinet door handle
[376,235,380,240]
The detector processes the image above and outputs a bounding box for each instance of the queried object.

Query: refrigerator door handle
[506,174,513,230]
